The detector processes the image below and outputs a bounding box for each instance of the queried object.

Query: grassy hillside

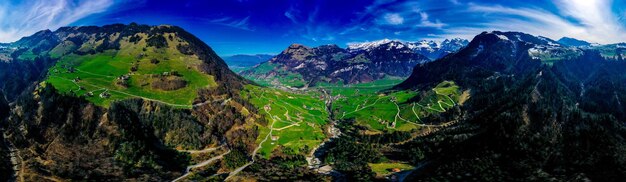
[45,32,217,108]
[241,85,329,158]
[329,79,465,132]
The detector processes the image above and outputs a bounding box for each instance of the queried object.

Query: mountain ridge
[241,42,431,87]
[389,30,626,181]
[0,23,262,181]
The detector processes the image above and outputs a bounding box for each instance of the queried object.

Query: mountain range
[240,38,468,87]
[348,38,469,60]
[1,23,626,182]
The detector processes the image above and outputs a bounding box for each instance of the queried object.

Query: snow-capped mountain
[347,38,469,60]
[241,43,430,86]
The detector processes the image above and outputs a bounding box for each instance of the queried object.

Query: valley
[1,21,626,182]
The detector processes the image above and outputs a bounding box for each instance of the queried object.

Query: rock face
[394,31,626,181]
[0,24,261,181]
[241,42,431,87]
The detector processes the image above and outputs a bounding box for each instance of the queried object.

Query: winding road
[172,149,230,182]
[224,107,277,181]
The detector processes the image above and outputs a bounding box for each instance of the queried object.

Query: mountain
[222,54,274,72]
[0,24,261,181]
[241,43,430,87]
[348,38,469,60]
[558,37,593,47]
[390,31,626,181]
[240,38,468,88]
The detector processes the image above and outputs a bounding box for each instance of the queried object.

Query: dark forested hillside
[391,31,626,181]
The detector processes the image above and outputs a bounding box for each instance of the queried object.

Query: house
[118,74,130,80]
[271,136,279,141]
[99,90,111,98]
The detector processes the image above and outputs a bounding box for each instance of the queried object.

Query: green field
[368,162,415,176]
[45,33,216,107]
[239,77,466,158]
[331,80,463,132]
[241,85,329,158]
[243,62,307,88]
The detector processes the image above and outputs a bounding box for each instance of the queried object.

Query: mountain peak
[288,43,307,49]
[473,31,561,47]
[347,39,395,50]
[347,38,468,60]
[557,37,593,47]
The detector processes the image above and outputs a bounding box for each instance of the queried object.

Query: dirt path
[224,108,277,181]
[52,76,194,108]
[341,96,386,119]
[172,150,231,182]
[176,146,221,154]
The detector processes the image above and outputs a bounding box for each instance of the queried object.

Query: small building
[100,90,111,98]
[271,135,279,141]
[118,75,130,80]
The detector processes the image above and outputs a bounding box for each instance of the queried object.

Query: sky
[1,0,626,56]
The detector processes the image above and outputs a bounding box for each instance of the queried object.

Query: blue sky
[1,0,626,55]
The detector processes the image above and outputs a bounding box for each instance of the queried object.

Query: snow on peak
[346,38,469,59]
[496,34,509,41]
[347,39,394,50]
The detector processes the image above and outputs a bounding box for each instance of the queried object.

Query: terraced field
[238,78,467,158]
[241,85,329,158]
[45,33,217,107]
[331,80,465,132]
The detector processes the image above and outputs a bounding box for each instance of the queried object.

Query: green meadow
[330,80,463,132]
[241,85,328,158]
[45,33,216,108]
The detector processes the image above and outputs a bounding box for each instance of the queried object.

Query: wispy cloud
[440,0,626,43]
[338,0,626,44]
[417,12,446,28]
[0,0,114,43]
[381,13,404,25]
[210,16,253,31]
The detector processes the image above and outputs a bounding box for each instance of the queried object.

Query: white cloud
[553,0,626,43]
[383,13,404,25]
[418,12,446,28]
[458,0,626,44]
[0,0,114,43]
